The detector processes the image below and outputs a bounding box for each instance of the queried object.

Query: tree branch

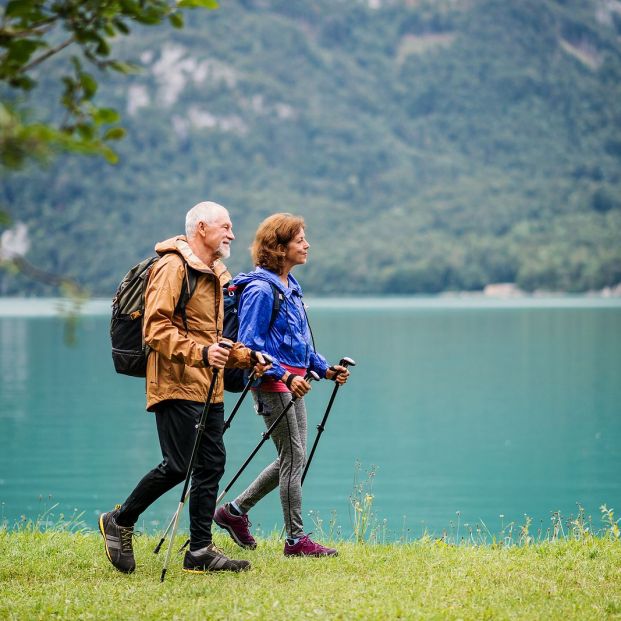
[0,18,58,39]
[20,35,76,73]
[12,256,85,293]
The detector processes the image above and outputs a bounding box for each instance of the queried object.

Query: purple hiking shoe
[284,534,338,557]
[213,504,257,550]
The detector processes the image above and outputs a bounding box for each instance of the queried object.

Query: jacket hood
[154,235,227,277]
[232,267,302,296]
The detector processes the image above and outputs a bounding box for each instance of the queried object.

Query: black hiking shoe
[99,506,136,574]
[183,543,251,573]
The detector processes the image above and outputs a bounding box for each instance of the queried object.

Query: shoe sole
[99,513,115,566]
[182,565,251,573]
[284,551,339,557]
[213,518,257,550]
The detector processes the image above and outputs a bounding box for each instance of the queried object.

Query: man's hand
[285,374,311,398]
[207,342,232,369]
[250,351,272,378]
[326,365,350,385]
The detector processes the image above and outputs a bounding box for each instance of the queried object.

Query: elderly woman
[214,213,349,556]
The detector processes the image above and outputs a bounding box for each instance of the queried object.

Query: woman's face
[283,228,310,268]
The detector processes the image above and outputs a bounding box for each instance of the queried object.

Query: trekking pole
[278,358,356,539]
[223,353,273,433]
[301,357,356,485]
[154,352,273,556]
[159,343,229,583]
[215,370,320,505]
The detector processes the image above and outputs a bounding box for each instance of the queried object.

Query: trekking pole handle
[329,357,356,381]
[307,370,321,382]
[250,351,273,365]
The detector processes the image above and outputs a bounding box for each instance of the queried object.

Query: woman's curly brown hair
[251,213,306,274]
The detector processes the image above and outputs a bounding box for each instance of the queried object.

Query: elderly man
[100,201,270,575]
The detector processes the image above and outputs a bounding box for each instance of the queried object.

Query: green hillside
[1,0,620,295]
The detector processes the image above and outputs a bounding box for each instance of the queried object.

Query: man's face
[200,210,235,259]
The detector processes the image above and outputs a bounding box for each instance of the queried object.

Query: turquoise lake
[1,297,620,541]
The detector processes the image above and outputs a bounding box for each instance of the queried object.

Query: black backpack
[111,255,197,377]
[222,280,281,392]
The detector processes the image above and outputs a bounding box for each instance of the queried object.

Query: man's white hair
[185,201,228,238]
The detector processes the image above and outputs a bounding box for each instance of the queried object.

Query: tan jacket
[143,235,252,410]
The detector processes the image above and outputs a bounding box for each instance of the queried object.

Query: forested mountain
[2,0,620,295]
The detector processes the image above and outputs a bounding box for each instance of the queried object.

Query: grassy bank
[1,529,620,621]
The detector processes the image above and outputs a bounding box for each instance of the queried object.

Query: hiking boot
[183,543,251,573]
[99,506,136,573]
[284,534,338,557]
[213,504,257,549]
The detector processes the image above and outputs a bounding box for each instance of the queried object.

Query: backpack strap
[267,282,282,330]
[175,262,199,335]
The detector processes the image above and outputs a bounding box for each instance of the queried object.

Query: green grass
[1,529,620,620]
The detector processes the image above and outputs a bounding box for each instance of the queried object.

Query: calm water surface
[1,297,620,540]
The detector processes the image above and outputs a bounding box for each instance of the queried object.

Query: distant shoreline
[0,294,620,317]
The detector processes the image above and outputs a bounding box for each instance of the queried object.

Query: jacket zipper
[214,275,221,341]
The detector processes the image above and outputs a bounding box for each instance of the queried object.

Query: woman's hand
[250,351,272,378]
[285,373,311,398]
[326,365,350,385]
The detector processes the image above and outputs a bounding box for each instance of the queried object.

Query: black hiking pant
[116,400,225,551]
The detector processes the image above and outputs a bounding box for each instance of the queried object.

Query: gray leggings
[234,391,307,539]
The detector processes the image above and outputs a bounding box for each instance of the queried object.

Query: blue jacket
[234,267,329,382]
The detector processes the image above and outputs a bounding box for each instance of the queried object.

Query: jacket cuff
[202,345,210,367]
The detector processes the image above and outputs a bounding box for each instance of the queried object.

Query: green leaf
[92,107,120,124]
[95,38,111,56]
[6,39,44,65]
[103,127,126,141]
[101,145,119,164]
[4,0,39,18]
[8,75,36,91]
[108,60,141,74]
[76,123,95,140]
[177,0,219,9]
[75,30,99,44]
[112,17,131,35]
[119,0,141,17]
[169,12,184,28]
[134,8,165,25]
[79,73,98,100]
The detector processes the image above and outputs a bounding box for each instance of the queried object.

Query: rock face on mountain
[1,0,620,296]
